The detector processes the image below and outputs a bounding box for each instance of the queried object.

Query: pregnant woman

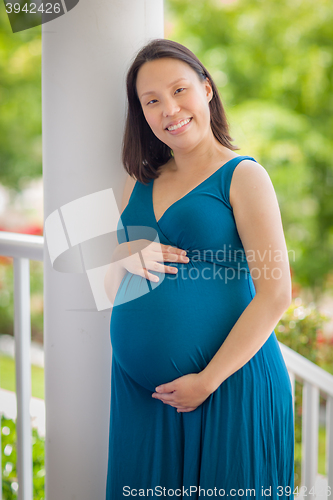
[104,39,294,499]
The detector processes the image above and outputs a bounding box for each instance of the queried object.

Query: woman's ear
[204,76,213,103]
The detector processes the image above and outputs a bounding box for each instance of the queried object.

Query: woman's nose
[162,98,181,117]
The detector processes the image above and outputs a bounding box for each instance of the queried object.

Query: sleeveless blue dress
[105,155,294,499]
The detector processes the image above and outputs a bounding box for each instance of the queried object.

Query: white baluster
[289,370,296,424]
[13,257,33,500]
[327,395,333,499]
[301,382,319,496]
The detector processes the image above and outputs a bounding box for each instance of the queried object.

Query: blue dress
[105,155,294,499]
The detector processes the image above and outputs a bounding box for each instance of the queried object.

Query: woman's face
[136,57,213,152]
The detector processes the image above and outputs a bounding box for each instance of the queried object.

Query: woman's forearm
[200,291,291,394]
[104,244,128,306]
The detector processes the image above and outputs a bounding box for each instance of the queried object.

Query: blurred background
[0,0,332,498]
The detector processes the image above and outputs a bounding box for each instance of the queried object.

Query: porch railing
[0,230,332,500]
[0,231,43,500]
[280,342,333,499]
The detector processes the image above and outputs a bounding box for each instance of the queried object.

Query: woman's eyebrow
[140,78,188,99]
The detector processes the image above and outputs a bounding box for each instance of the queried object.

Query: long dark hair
[122,38,239,184]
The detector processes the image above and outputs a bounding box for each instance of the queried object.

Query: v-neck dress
[105,155,294,500]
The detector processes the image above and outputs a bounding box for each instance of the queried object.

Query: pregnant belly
[110,263,253,392]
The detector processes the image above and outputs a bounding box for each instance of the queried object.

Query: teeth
[167,118,191,131]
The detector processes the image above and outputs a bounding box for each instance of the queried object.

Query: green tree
[165,0,333,296]
[0,6,42,191]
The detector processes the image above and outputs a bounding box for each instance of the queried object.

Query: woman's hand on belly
[151,372,212,412]
[117,239,189,282]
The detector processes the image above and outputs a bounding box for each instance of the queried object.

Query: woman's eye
[147,99,157,105]
[175,88,185,94]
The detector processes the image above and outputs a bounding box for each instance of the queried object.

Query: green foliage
[165,0,333,294]
[1,416,45,500]
[0,7,41,192]
[280,297,333,375]
[276,299,331,366]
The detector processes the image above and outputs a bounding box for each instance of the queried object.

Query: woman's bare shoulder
[229,160,271,208]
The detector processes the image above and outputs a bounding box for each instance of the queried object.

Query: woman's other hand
[151,372,212,412]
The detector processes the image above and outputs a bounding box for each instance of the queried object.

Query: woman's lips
[166,117,193,135]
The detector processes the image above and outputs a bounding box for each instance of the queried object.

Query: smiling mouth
[166,117,193,131]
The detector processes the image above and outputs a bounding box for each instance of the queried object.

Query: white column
[41,2,164,499]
